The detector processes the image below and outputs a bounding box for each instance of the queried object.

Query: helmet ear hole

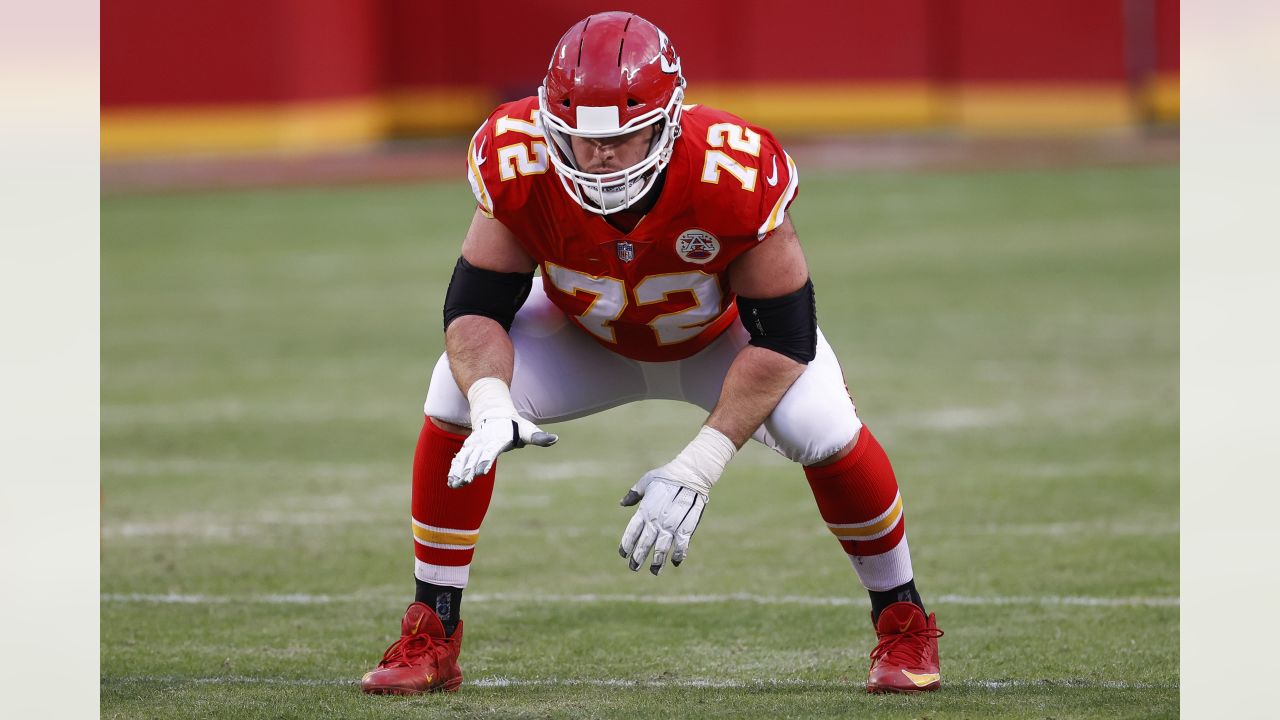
[561,98,571,107]
[627,98,640,107]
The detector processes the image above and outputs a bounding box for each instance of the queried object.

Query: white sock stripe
[414,559,470,588]
[413,537,477,551]
[846,537,914,591]
[825,492,902,529]
[99,591,1179,607]
[411,518,481,535]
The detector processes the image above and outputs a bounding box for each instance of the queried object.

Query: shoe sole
[866,682,941,694]
[363,675,464,695]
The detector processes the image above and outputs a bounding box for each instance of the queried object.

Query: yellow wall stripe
[385,88,497,135]
[690,82,939,131]
[945,83,1137,133]
[101,97,387,157]
[101,80,1177,158]
[1145,73,1179,122]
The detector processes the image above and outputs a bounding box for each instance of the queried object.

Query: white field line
[101,401,1039,434]
[100,512,1178,540]
[100,456,395,482]
[886,406,1024,431]
[101,401,405,425]
[102,675,1178,691]
[951,520,1179,537]
[469,676,1181,691]
[100,591,1178,608]
[102,510,385,539]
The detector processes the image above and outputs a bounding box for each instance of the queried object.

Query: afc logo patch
[675,229,719,265]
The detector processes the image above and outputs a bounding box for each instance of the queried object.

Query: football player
[361,11,942,696]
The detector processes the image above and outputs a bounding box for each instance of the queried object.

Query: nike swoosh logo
[901,670,940,687]
[765,156,779,186]
[475,137,487,165]
[897,618,913,633]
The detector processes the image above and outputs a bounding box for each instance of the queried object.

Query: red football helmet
[538,12,686,215]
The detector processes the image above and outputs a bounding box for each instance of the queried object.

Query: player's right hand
[445,412,555,484]
[448,377,557,488]
[447,414,556,488]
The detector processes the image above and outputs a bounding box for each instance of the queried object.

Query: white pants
[424,278,862,466]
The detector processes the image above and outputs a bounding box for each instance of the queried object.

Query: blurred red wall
[103,0,381,105]
[101,0,1179,155]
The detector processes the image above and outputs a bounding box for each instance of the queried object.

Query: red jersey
[465,96,800,362]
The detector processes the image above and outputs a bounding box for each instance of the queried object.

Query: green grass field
[102,163,1179,718]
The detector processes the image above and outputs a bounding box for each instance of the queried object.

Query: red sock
[411,418,496,589]
[804,426,914,589]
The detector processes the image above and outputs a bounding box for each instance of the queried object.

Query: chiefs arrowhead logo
[675,229,719,265]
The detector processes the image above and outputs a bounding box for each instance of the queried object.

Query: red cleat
[361,602,464,695]
[866,601,943,694]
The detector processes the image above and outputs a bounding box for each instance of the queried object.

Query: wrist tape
[666,425,737,496]
[466,377,517,428]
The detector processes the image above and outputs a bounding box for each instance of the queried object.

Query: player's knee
[766,402,861,466]
[806,428,860,467]
[422,353,471,427]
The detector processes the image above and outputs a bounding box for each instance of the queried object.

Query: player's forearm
[445,315,515,394]
[706,345,806,448]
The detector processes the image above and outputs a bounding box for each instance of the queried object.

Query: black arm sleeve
[442,256,535,333]
[735,278,817,364]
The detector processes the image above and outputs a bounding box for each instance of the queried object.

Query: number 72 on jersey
[544,263,724,346]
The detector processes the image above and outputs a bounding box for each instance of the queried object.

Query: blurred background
[101,0,1178,188]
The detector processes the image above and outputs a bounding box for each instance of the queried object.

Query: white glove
[447,377,557,488]
[618,426,737,575]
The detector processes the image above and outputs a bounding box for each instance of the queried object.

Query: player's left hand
[618,468,707,575]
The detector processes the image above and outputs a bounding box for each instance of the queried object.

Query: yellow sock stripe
[411,522,479,548]
[826,494,903,540]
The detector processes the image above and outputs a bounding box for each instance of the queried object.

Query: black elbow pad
[443,257,534,332]
[736,278,817,364]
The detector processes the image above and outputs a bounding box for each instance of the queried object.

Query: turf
[101,163,1179,718]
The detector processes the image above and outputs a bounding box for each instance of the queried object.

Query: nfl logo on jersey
[616,240,635,263]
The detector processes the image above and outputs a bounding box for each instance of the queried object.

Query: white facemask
[538,85,685,215]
